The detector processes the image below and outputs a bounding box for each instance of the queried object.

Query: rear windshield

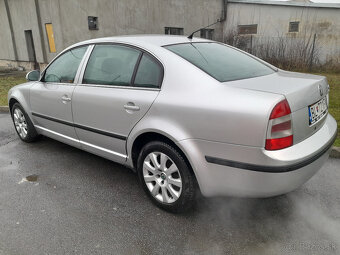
[165,42,274,82]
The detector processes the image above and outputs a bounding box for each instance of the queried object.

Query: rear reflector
[265,99,293,150]
[266,135,293,150]
[271,119,291,133]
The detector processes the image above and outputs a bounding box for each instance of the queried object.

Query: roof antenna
[187,19,221,40]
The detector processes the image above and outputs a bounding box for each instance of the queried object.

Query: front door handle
[124,102,140,112]
[61,95,71,103]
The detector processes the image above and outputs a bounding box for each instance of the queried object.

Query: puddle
[26,175,38,182]
[18,174,39,184]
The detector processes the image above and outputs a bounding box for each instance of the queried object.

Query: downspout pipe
[221,0,227,22]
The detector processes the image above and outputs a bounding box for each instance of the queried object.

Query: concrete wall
[0,0,15,60]
[7,0,47,63]
[224,2,340,63]
[0,0,224,66]
[1,0,339,69]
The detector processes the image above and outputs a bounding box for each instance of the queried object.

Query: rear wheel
[137,141,196,213]
[11,103,38,142]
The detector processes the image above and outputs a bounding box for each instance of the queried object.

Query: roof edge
[227,0,340,9]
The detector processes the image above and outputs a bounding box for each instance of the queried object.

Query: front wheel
[137,141,196,213]
[11,103,39,143]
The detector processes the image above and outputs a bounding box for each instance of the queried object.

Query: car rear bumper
[178,114,337,197]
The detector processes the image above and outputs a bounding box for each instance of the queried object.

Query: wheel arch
[9,97,20,113]
[8,96,31,119]
[8,85,34,123]
[129,131,199,188]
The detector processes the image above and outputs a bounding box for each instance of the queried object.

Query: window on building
[200,29,214,40]
[88,16,98,30]
[43,46,88,83]
[238,24,257,35]
[289,21,299,32]
[165,27,184,35]
[83,45,140,86]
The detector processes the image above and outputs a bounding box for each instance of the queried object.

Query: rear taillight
[327,84,330,107]
[265,99,293,150]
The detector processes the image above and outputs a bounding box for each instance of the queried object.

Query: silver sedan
[8,35,337,212]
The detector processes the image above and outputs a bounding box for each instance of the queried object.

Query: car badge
[318,84,324,97]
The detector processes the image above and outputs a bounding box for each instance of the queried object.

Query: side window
[83,45,140,86]
[43,46,88,83]
[134,54,162,88]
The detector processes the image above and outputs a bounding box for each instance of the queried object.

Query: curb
[0,104,339,158]
[0,105,9,112]
[330,146,340,159]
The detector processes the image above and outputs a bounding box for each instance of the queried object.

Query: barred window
[238,24,257,35]
[289,21,299,32]
[200,29,214,40]
[165,27,184,35]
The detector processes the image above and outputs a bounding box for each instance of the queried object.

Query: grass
[0,73,26,106]
[0,71,339,146]
[314,72,340,147]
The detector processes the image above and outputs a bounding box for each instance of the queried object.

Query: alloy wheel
[13,108,28,139]
[143,152,182,204]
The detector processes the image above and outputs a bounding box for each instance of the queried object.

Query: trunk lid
[225,70,329,144]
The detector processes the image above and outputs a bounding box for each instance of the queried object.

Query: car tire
[137,141,196,213]
[11,103,39,143]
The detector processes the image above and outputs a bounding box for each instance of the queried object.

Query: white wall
[224,2,340,63]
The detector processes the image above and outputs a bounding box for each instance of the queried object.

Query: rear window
[164,42,274,82]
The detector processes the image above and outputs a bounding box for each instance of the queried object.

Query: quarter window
[134,54,162,88]
[43,46,88,83]
[83,45,140,86]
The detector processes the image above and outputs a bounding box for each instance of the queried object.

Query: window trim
[79,42,164,90]
[39,44,91,85]
[163,42,277,83]
[130,51,144,86]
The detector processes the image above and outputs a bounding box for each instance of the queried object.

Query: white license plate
[308,97,328,126]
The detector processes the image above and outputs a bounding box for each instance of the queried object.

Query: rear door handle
[61,95,71,102]
[124,103,140,112]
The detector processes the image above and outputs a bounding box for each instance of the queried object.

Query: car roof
[69,34,211,49]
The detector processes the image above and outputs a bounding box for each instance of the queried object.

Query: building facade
[0,0,225,70]
[224,0,340,65]
[1,0,339,70]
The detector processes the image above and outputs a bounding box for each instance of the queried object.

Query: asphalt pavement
[0,112,339,255]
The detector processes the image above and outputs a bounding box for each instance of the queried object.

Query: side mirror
[26,70,40,81]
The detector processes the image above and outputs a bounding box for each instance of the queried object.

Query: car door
[30,45,89,147]
[72,44,163,163]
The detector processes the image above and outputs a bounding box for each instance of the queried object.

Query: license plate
[308,97,328,126]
